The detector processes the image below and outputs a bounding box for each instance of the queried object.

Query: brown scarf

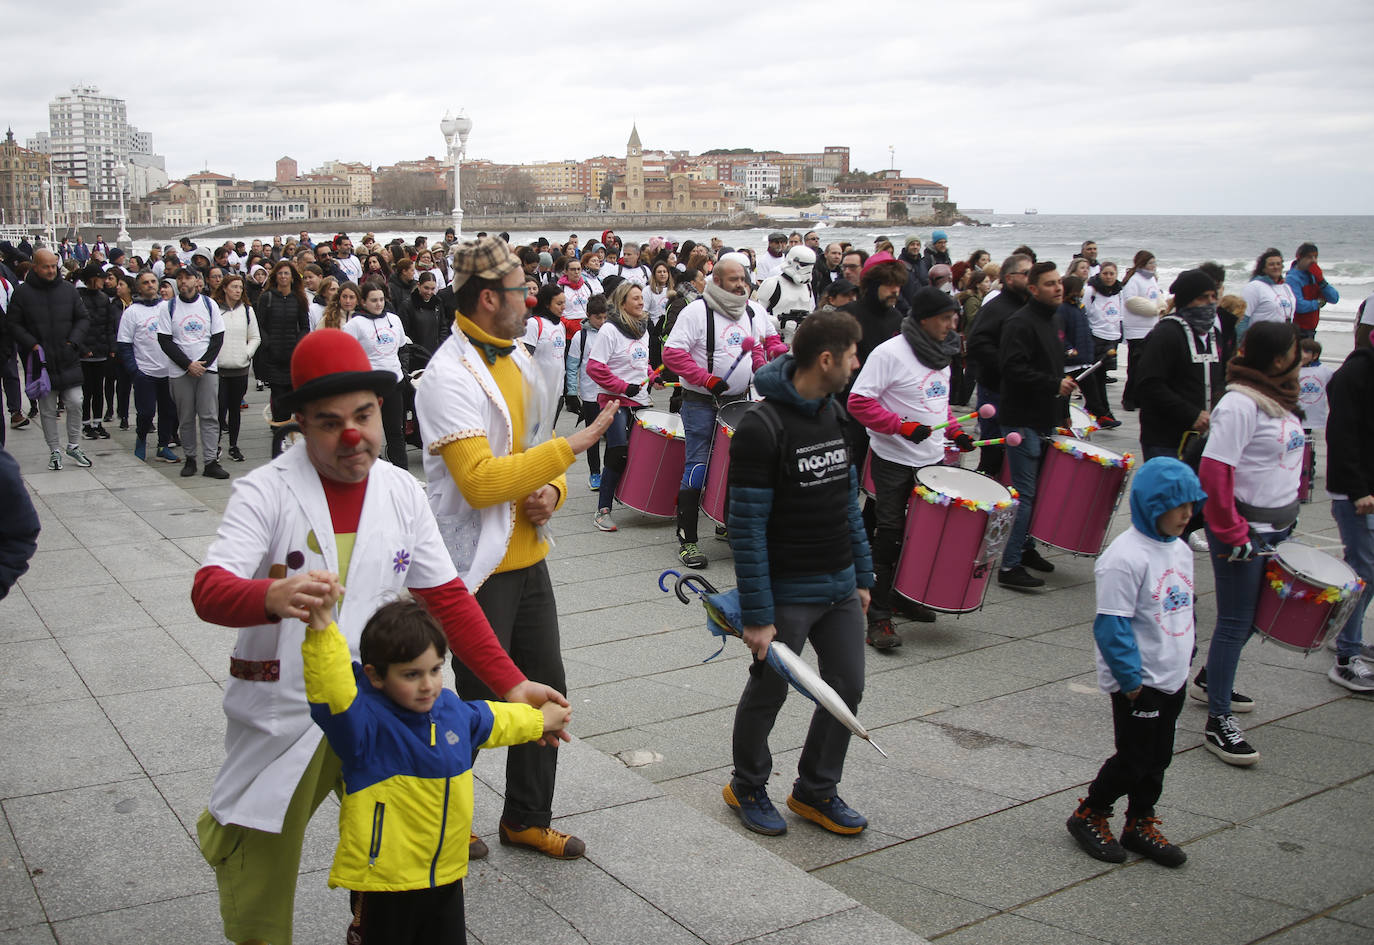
[1224,356,1300,416]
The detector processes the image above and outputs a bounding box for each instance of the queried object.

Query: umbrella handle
[676,573,720,604]
[658,569,682,594]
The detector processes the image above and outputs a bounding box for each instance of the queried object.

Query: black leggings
[218,374,249,448]
[578,399,602,473]
[81,361,109,422]
[380,388,408,469]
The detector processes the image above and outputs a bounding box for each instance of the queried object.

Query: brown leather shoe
[469,833,489,860]
[498,821,586,859]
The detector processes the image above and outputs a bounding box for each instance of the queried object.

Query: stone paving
[2,326,1371,944]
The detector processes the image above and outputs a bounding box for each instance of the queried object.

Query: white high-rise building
[47,85,166,213]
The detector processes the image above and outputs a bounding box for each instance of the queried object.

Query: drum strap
[1162,316,1218,405]
[1235,498,1300,530]
[703,301,754,378]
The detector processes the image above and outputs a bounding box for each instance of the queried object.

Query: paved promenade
[2,328,1371,944]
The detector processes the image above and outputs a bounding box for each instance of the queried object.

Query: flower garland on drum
[1264,561,1366,603]
[912,481,1018,513]
[1049,439,1135,470]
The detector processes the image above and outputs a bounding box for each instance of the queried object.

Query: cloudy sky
[8,0,1372,214]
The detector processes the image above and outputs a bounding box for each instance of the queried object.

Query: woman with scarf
[558,257,594,336]
[585,282,658,533]
[342,283,410,469]
[1134,270,1224,462]
[1239,248,1296,341]
[1120,251,1161,412]
[308,276,338,330]
[212,274,260,463]
[521,283,568,426]
[1194,321,1303,767]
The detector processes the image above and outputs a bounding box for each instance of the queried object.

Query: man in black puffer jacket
[76,263,117,440]
[724,310,875,840]
[8,249,91,469]
[966,252,1033,475]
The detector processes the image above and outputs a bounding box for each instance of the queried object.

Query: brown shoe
[498,821,586,859]
[866,618,902,650]
[469,833,489,860]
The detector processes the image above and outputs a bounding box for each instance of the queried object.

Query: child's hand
[539,699,571,735]
[304,570,342,630]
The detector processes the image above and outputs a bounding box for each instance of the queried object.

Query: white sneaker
[593,509,617,532]
[1329,658,1374,692]
[1188,532,1209,553]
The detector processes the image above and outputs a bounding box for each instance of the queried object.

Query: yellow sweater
[440,315,572,573]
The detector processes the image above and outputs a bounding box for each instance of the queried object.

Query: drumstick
[1072,358,1107,382]
[929,403,995,434]
[719,336,758,384]
[970,432,1023,448]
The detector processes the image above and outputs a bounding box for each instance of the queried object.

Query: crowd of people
[1,222,1371,945]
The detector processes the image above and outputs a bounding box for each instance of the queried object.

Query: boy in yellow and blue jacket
[302,580,568,944]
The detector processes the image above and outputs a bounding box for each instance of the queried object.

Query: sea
[135,213,1374,319]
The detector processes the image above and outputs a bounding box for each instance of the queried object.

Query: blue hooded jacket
[1093,458,1207,692]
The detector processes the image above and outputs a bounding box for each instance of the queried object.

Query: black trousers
[1084,684,1186,819]
[81,360,108,422]
[218,374,249,448]
[1122,338,1146,410]
[577,399,602,473]
[348,882,464,945]
[453,561,565,828]
[867,452,917,623]
[380,387,408,469]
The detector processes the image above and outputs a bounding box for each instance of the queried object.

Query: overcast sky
[8,0,1372,214]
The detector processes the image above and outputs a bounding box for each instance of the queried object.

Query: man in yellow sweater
[416,236,616,860]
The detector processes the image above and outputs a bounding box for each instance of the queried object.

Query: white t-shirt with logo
[1084,286,1123,341]
[1202,389,1304,531]
[851,333,953,468]
[342,312,409,381]
[156,294,225,377]
[587,322,652,407]
[521,315,568,404]
[663,298,770,397]
[1242,278,1296,325]
[1298,362,1334,430]
[1120,272,1161,340]
[560,282,592,324]
[1094,528,1195,694]
[118,300,170,377]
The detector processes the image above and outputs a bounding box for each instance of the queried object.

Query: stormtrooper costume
[757,246,817,344]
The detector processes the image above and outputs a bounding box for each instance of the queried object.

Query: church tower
[625,124,644,213]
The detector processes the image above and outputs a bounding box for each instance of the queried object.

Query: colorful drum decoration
[892,466,1018,613]
[1028,436,1135,556]
[701,401,753,526]
[616,410,685,517]
[1254,542,1365,653]
[1058,404,1098,440]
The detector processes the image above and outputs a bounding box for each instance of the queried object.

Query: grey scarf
[703,280,748,320]
[901,315,950,369]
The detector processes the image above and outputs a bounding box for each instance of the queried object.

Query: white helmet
[783,246,816,284]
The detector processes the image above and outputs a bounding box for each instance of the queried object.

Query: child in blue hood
[1066,458,1206,868]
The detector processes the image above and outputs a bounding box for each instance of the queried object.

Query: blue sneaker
[589,472,601,491]
[787,791,868,835]
[134,438,146,461]
[156,446,180,463]
[723,783,786,836]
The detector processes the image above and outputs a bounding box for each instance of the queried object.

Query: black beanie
[1169,269,1216,309]
[911,286,958,320]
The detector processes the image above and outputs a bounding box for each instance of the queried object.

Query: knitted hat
[911,286,958,320]
[931,230,949,244]
[1168,269,1217,309]
[280,329,396,412]
[861,250,899,277]
[449,235,520,290]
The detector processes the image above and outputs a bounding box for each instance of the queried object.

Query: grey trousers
[39,384,84,451]
[170,372,220,463]
[731,592,866,799]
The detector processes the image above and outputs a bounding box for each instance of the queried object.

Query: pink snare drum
[701,402,752,526]
[616,410,685,517]
[1029,436,1133,556]
[893,466,1018,613]
[1056,404,1096,440]
[1255,542,1365,653]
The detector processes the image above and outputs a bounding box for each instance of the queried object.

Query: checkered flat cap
[450,235,519,290]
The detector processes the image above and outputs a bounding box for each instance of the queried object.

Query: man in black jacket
[76,264,116,441]
[1324,346,1374,691]
[8,249,92,470]
[966,253,1032,475]
[997,261,1077,589]
[1135,270,1222,461]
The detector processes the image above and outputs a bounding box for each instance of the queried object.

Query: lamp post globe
[441,109,472,239]
[115,161,131,250]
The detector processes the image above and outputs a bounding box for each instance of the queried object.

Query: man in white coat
[192,328,567,945]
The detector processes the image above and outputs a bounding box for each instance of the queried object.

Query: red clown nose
[339,428,361,448]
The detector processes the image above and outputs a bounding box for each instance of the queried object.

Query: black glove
[564,394,580,414]
[623,383,641,398]
[900,421,932,444]
[953,433,976,452]
[706,375,729,397]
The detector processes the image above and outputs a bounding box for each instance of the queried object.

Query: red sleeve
[586,358,625,393]
[663,345,712,387]
[1200,457,1249,544]
[411,578,525,697]
[847,393,904,435]
[193,564,275,627]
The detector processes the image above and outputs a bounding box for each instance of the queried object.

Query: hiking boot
[866,618,902,650]
[1021,546,1055,573]
[715,525,729,541]
[1204,713,1260,766]
[787,792,867,835]
[1329,657,1374,692]
[593,509,617,532]
[722,784,787,836]
[998,566,1045,590]
[1065,800,1127,863]
[134,438,146,461]
[228,446,245,463]
[1122,815,1187,867]
[893,597,937,623]
[1188,668,1254,713]
[202,461,230,480]
[1097,414,1123,430]
[156,446,180,463]
[65,445,92,468]
[48,450,63,471]
[9,412,28,429]
[679,541,707,569]
[469,834,489,860]
[588,472,601,491]
[181,457,198,478]
[498,821,585,859]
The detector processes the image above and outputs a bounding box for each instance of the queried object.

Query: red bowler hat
[279,329,396,412]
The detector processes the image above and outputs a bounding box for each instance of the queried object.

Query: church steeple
[627,124,642,154]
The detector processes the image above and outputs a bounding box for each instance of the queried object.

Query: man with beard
[662,258,770,569]
[997,261,1077,590]
[966,253,1033,476]
[755,232,789,283]
[849,288,976,646]
[813,242,844,300]
[1135,270,1222,462]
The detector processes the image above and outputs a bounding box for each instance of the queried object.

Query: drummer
[585,282,658,533]
[661,258,770,570]
[849,287,977,647]
[1194,321,1303,766]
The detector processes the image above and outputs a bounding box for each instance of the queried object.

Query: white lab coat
[202,441,456,832]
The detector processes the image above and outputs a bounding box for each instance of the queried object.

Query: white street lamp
[440,108,473,239]
[115,161,131,251]
[40,178,52,246]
